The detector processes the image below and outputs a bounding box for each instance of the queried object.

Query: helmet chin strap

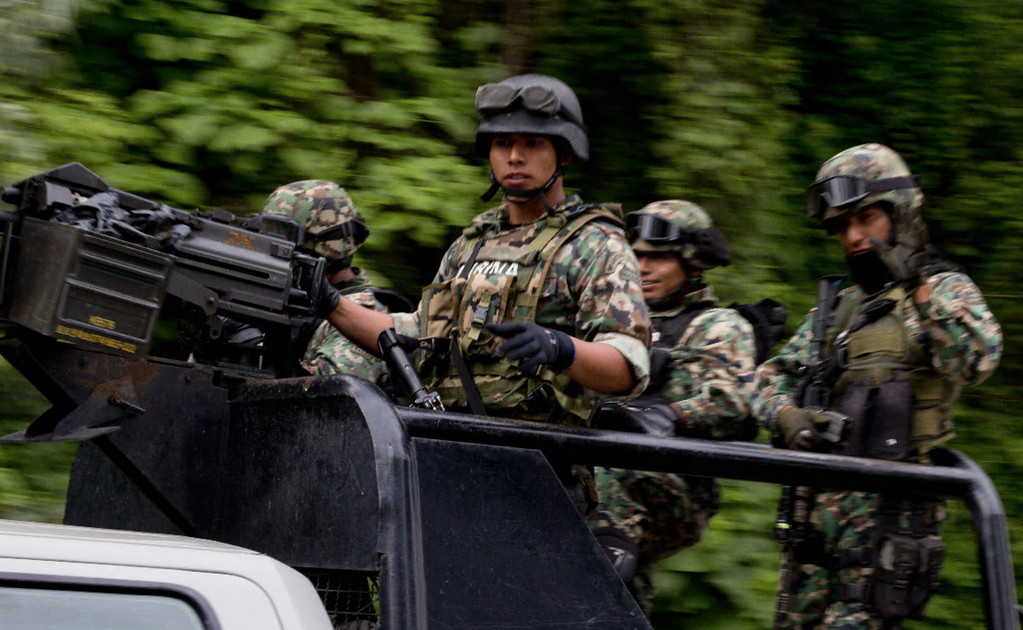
[480,166,564,213]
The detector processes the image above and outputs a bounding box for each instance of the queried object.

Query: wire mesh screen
[299,569,379,630]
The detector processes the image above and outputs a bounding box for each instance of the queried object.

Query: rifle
[0,163,330,377]
[773,274,847,627]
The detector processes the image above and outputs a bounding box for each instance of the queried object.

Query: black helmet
[474,74,589,161]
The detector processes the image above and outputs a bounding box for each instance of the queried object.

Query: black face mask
[846,248,893,296]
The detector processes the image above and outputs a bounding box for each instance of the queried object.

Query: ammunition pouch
[833,373,914,461]
[869,534,945,619]
[836,501,945,620]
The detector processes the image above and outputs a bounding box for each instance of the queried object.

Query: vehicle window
[0,586,205,630]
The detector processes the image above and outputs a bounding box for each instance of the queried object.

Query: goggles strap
[866,175,918,193]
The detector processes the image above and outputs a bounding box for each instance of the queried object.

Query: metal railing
[399,408,1020,630]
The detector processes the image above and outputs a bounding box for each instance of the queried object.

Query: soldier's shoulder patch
[605,251,641,284]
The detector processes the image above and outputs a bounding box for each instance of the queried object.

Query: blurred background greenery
[1,0,1021,627]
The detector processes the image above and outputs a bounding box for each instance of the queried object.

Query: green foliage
[2,0,1023,627]
[0,358,75,522]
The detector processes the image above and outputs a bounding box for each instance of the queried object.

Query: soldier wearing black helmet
[322,74,650,425]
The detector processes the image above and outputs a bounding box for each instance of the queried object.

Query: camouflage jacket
[302,267,388,381]
[649,286,756,439]
[752,271,1002,431]
[392,195,651,417]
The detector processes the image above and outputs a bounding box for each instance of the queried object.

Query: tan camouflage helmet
[260,180,368,263]
[627,200,730,270]
[808,143,925,241]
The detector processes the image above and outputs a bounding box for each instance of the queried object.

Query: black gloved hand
[484,321,576,372]
[870,236,928,292]
[315,277,341,319]
[594,401,676,437]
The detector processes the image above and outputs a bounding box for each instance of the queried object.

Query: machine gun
[0,162,331,376]
[773,274,848,626]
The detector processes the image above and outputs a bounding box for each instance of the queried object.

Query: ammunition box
[7,218,172,358]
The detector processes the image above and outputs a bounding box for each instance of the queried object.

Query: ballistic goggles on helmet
[475,83,581,124]
[627,212,684,244]
[259,214,305,245]
[805,175,918,219]
[258,214,368,247]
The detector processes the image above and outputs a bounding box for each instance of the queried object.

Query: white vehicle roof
[0,519,333,630]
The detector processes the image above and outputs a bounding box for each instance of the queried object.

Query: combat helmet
[627,200,730,271]
[474,74,588,161]
[806,143,926,248]
[474,74,588,207]
[260,180,369,271]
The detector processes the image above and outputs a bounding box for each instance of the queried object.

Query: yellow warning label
[55,325,137,354]
[88,315,117,331]
[225,230,256,250]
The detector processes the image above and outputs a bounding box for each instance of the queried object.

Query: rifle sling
[443,232,490,415]
[450,335,488,416]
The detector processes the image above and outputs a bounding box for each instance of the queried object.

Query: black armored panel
[53,362,646,630]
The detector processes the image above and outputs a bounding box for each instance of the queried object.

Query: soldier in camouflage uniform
[323,74,650,424]
[260,180,392,381]
[752,144,1002,629]
[587,200,757,617]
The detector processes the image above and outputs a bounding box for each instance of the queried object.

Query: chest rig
[825,285,959,459]
[416,203,623,424]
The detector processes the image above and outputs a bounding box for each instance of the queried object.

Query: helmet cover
[629,200,729,270]
[261,180,368,262]
[813,144,925,242]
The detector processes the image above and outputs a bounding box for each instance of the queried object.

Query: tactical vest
[825,285,959,457]
[650,304,714,354]
[416,203,624,424]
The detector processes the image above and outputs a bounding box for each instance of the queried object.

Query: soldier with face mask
[753,144,1002,629]
[322,74,651,424]
[259,180,410,381]
[588,200,758,617]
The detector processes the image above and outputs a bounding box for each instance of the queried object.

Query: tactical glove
[315,276,341,319]
[594,400,676,437]
[870,235,929,292]
[776,407,833,451]
[484,321,576,372]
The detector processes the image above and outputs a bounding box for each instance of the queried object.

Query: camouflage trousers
[776,490,947,630]
[586,467,720,617]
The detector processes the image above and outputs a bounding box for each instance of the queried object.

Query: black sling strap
[450,336,488,416]
[449,234,489,415]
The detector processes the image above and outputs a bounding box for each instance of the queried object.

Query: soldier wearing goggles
[753,144,1002,630]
